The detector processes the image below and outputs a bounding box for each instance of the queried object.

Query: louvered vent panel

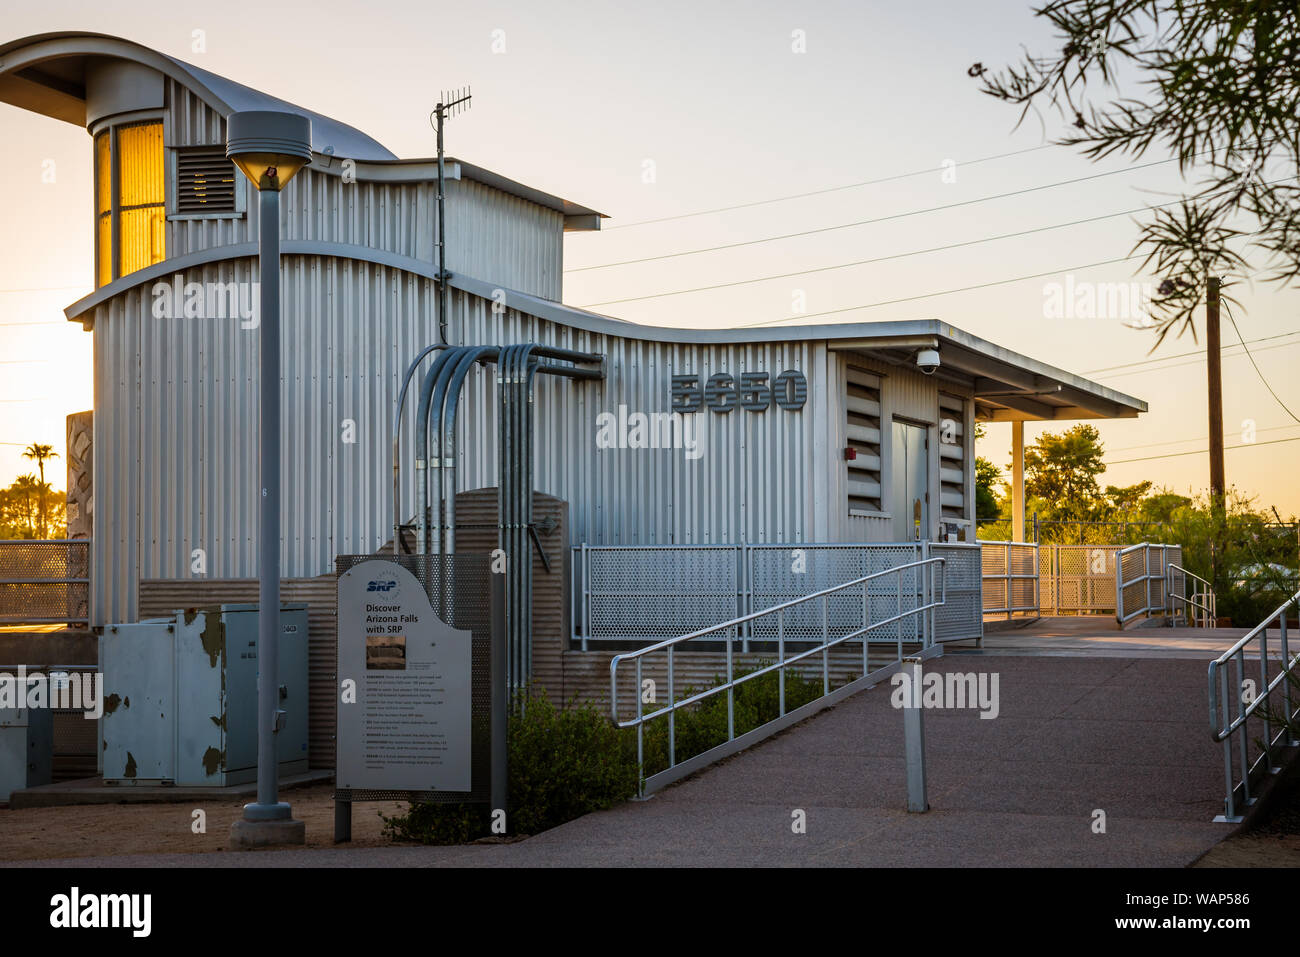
[846,365,883,513]
[177,148,237,213]
[938,391,967,519]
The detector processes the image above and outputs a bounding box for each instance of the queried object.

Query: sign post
[334,559,475,840]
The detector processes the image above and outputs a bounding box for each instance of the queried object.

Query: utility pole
[1206,276,1225,503]
[433,88,472,345]
[1206,276,1225,592]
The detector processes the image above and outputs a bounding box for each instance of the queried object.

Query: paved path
[16,648,1231,867]
[980,615,1254,658]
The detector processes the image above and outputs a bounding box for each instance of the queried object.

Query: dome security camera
[916,348,940,375]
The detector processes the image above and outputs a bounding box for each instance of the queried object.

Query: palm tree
[21,443,57,539]
[10,474,41,538]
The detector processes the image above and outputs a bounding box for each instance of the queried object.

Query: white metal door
[891,420,929,541]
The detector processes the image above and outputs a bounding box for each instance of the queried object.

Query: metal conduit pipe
[523,349,541,686]
[497,345,519,694]
[507,344,525,696]
[422,349,466,559]
[393,344,451,555]
[440,346,500,610]
[511,344,527,697]
[414,349,460,556]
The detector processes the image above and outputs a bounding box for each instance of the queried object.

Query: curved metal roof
[0,31,398,160]
[62,239,1148,421]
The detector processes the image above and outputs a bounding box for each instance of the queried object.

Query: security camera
[916,348,940,375]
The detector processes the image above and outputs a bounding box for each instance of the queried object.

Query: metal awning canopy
[829,323,1146,422]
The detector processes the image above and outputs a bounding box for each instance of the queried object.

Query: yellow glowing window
[95,132,111,287]
[116,122,165,277]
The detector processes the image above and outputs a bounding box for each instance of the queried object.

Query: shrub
[639,661,828,777]
[380,688,640,845]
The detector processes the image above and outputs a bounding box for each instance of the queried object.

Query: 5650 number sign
[671,370,807,413]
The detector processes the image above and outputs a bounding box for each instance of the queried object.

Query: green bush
[380,689,640,845]
[640,661,828,777]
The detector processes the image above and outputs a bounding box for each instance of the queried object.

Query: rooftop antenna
[431,87,472,345]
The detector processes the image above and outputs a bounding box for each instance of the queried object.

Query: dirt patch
[1194,757,1300,868]
[0,784,406,861]
[1194,833,1300,867]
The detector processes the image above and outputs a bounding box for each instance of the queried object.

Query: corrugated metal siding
[89,259,843,624]
[446,179,563,300]
[90,265,981,628]
[163,83,562,300]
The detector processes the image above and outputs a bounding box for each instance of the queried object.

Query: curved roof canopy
[0,31,397,160]
[0,31,603,220]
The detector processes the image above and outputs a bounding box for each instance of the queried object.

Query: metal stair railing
[1208,589,1300,822]
[1167,562,1216,628]
[610,557,946,796]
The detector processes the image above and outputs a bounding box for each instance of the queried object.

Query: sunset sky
[1,0,1297,516]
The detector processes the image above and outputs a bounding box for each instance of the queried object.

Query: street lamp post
[226,110,312,848]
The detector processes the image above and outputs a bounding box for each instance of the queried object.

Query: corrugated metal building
[0,32,1147,629]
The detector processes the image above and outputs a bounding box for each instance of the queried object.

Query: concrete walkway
[15,640,1232,867]
[980,615,1256,659]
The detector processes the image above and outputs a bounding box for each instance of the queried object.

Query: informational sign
[336,560,472,792]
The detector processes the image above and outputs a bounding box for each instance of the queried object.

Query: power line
[566,157,1187,273]
[581,202,1176,308]
[1223,300,1300,425]
[603,144,1058,230]
[1084,330,1300,374]
[1091,336,1300,379]
[737,253,1145,327]
[1108,421,1300,453]
[1107,434,1300,465]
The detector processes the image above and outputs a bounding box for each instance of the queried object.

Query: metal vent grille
[938,391,967,520]
[176,148,237,214]
[845,365,883,512]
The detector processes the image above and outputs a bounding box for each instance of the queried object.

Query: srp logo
[367,580,398,593]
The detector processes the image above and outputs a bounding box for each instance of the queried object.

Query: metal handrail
[1166,562,1216,628]
[611,557,946,794]
[1207,588,1300,822]
[979,540,1039,618]
[1116,543,1177,624]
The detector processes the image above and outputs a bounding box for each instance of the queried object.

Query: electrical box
[0,701,53,802]
[101,604,308,786]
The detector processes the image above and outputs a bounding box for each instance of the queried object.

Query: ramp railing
[1208,589,1300,822]
[1167,563,1216,628]
[1115,543,1180,625]
[980,541,1039,619]
[610,557,946,795]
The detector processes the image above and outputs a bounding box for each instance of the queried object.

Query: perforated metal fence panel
[580,545,741,641]
[748,543,922,643]
[930,543,982,642]
[334,553,493,805]
[575,541,983,646]
[0,541,90,625]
